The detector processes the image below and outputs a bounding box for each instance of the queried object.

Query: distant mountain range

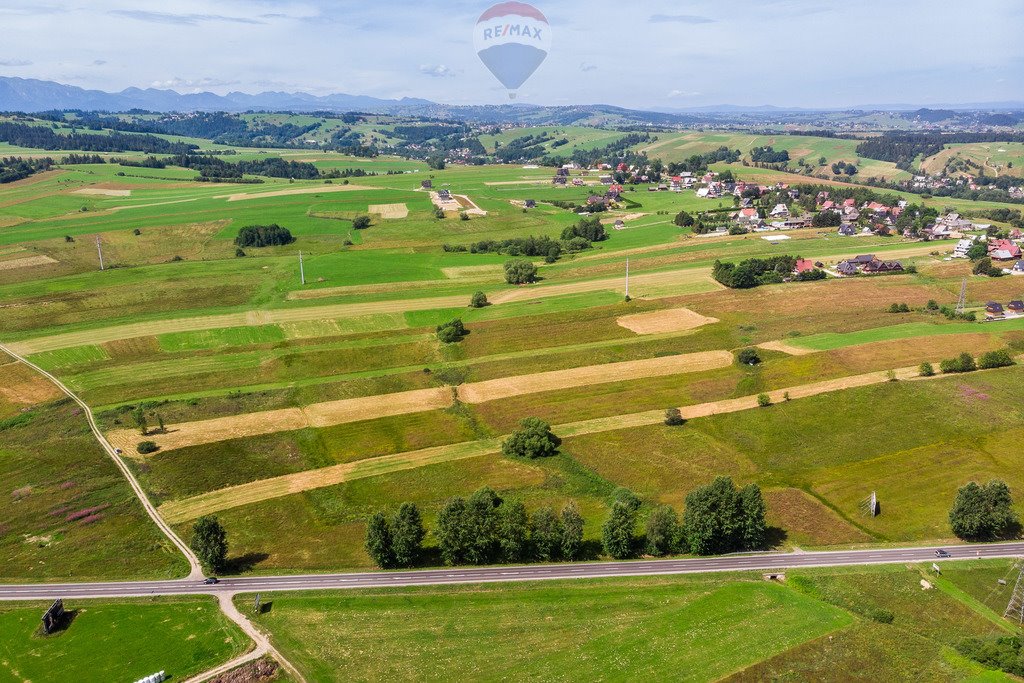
[1,77,1021,126]
[0,77,435,114]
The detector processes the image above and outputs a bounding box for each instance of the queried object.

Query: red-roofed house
[794,259,816,274]
[989,239,1022,261]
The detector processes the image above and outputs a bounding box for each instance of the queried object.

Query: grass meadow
[0,597,249,682]
[241,560,1018,682]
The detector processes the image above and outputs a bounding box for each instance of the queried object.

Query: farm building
[836,262,859,277]
[1013,261,1024,274]
[421,179,433,189]
[838,224,857,237]
[524,199,537,209]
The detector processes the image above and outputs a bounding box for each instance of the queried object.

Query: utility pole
[299,251,305,285]
[95,235,105,271]
[625,258,630,300]
[956,278,967,316]
[1004,561,1024,625]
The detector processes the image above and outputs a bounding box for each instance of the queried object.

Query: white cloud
[0,59,32,66]
[667,89,701,98]
[150,77,240,91]
[419,64,456,78]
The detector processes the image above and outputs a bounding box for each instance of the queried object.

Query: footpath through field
[158,363,928,524]
[107,351,733,454]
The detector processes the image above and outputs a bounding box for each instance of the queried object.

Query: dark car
[935,549,950,558]
[203,577,220,585]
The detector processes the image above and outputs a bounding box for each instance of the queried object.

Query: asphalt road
[3,541,1022,602]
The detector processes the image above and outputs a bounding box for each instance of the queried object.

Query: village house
[989,239,1022,261]
[953,238,976,259]
[838,224,857,237]
[770,203,790,218]
[1009,301,1024,317]
[986,302,1006,320]
[1013,261,1024,275]
[862,259,905,274]
[437,189,452,200]
[836,261,859,276]
[793,258,816,275]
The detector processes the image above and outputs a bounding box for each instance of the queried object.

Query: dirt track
[158,361,944,522]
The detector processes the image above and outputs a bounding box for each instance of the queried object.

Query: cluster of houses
[835,254,905,277]
[951,230,1024,272]
[985,300,1024,320]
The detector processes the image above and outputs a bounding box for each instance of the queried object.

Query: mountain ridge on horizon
[1,77,1022,121]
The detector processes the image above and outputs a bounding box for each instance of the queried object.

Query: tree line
[0,156,53,184]
[0,122,198,154]
[713,255,805,289]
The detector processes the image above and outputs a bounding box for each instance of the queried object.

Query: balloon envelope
[474,2,551,93]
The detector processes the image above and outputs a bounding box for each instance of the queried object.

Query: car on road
[935,549,950,558]
[203,577,219,585]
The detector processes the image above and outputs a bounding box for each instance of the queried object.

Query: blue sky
[0,0,1020,107]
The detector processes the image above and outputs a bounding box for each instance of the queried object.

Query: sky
[0,0,1021,108]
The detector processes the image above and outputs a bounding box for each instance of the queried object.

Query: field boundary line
[158,360,969,523]
[112,352,730,454]
[0,342,204,580]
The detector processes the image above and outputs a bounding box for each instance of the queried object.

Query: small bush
[664,408,686,426]
[132,228,141,236]
[919,362,935,377]
[501,418,561,459]
[234,247,246,258]
[459,211,470,221]
[469,291,488,308]
[979,349,1015,370]
[504,259,538,285]
[737,348,762,366]
[352,215,372,230]
[757,393,772,408]
[436,319,467,344]
[867,608,895,624]
[940,352,978,374]
[137,441,159,454]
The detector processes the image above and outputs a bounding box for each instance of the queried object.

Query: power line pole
[299,251,305,286]
[95,235,105,271]
[1005,560,1024,625]
[625,258,630,300]
[956,278,967,316]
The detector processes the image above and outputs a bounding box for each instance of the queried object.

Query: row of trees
[0,156,53,184]
[436,487,586,565]
[0,122,198,155]
[365,503,427,568]
[712,256,801,289]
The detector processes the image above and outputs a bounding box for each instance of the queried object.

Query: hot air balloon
[474,2,551,100]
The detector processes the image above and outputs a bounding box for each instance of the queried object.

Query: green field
[240,560,1018,681]
[0,597,249,682]
[3,118,1024,584]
